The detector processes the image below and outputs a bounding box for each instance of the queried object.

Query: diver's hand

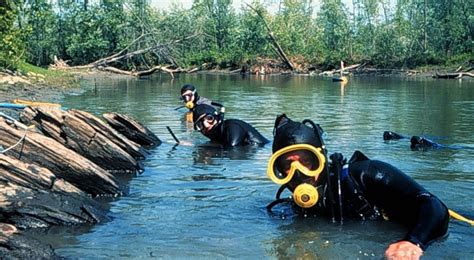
[385,241,423,260]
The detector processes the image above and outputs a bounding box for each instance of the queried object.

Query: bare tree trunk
[246,4,295,71]
[423,0,427,51]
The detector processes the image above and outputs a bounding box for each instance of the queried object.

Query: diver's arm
[384,194,449,259]
[401,193,449,250]
[210,101,223,108]
[385,241,423,259]
[363,160,449,248]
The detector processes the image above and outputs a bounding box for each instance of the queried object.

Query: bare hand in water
[385,241,423,260]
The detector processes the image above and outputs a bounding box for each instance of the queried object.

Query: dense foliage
[0,2,26,70]
[1,0,472,71]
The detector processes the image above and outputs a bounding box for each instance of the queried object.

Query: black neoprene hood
[180,84,196,94]
[272,115,324,152]
[192,104,218,123]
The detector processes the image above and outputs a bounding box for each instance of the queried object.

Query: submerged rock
[0,223,60,259]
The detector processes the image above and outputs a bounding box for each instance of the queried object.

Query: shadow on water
[192,143,264,164]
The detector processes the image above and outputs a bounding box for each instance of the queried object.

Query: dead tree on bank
[246,4,295,71]
[52,34,199,78]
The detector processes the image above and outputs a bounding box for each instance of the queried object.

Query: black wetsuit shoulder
[195,97,223,107]
[204,119,269,146]
[347,152,449,249]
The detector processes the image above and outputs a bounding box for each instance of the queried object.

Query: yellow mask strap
[267,144,326,185]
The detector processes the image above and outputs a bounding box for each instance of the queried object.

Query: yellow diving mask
[267,144,326,208]
[267,144,326,184]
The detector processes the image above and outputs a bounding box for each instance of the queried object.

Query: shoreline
[0,63,474,103]
[1,66,471,106]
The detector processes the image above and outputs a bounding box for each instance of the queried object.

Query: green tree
[317,0,351,66]
[273,0,315,57]
[236,1,272,59]
[22,0,59,66]
[190,0,239,66]
[0,1,25,70]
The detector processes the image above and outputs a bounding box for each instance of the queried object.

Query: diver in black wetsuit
[383,131,407,140]
[266,114,449,260]
[180,84,224,111]
[192,104,269,147]
[383,131,445,150]
[410,136,440,150]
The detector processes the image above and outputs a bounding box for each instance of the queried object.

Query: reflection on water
[49,74,474,259]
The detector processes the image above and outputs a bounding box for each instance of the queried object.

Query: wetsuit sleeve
[196,97,212,106]
[402,193,449,250]
[350,159,449,250]
[210,101,223,108]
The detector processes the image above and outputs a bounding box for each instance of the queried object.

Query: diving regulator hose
[449,210,474,226]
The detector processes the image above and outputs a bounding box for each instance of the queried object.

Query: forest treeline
[0,0,472,72]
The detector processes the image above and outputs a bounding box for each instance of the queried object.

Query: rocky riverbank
[0,73,161,257]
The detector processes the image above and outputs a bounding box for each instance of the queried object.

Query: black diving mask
[194,113,217,131]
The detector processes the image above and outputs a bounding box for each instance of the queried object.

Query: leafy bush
[0,6,25,70]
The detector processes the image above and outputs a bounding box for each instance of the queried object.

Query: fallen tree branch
[98,65,183,78]
[433,72,474,79]
[53,34,199,77]
[319,63,363,76]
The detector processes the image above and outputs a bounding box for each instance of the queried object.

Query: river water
[41,74,473,258]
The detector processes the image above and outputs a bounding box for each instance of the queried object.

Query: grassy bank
[0,62,79,103]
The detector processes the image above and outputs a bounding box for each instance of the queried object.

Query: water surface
[47,74,473,259]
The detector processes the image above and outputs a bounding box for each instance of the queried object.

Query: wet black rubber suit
[336,151,449,250]
[270,114,449,251]
[193,104,269,147]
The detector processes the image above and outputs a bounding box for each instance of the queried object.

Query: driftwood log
[103,112,161,148]
[67,109,148,160]
[432,72,474,79]
[98,65,183,79]
[0,117,120,196]
[319,63,363,76]
[0,223,59,259]
[20,107,143,172]
[0,154,108,228]
[51,34,200,77]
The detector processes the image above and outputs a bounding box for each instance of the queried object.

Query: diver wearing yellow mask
[180,84,224,111]
[267,114,449,260]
